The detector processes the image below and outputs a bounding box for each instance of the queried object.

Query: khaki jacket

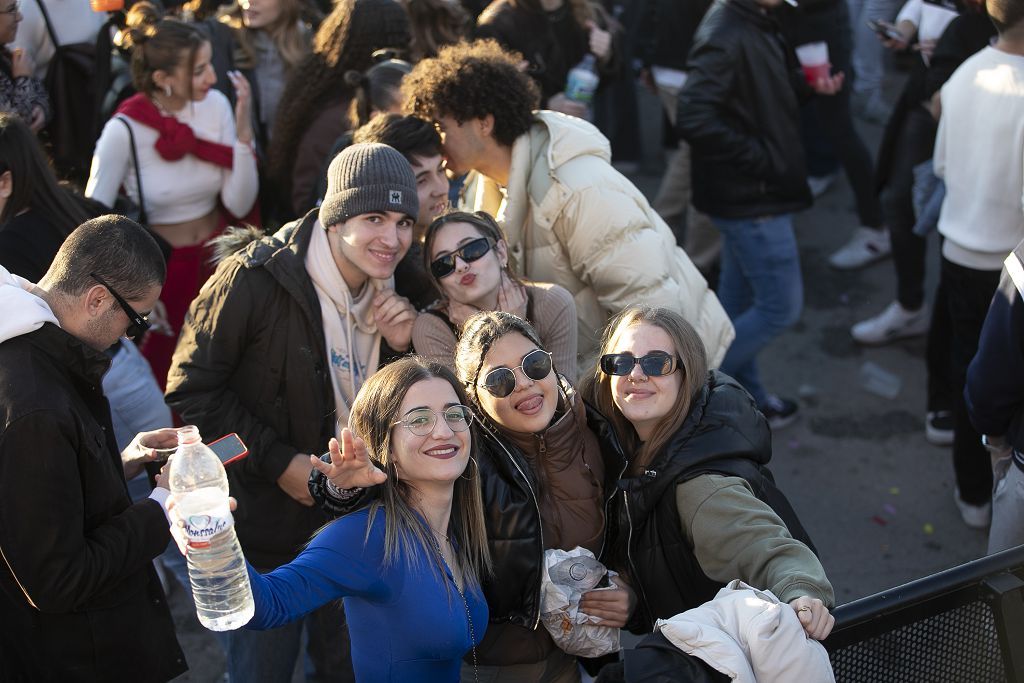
[463,111,734,370]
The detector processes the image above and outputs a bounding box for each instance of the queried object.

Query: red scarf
[116,93,234,170]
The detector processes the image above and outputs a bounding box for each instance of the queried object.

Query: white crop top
[86,90,259,226]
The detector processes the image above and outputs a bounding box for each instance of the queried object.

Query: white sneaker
[829,227,892,270]
[807,172,838,199]
[954,487,991,529]
[851,301,929,345]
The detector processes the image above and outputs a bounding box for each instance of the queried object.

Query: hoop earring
[460,455,478,481]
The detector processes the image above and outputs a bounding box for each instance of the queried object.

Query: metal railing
[825,545,1024,682]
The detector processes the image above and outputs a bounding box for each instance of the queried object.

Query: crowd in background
[1,0,1023,679]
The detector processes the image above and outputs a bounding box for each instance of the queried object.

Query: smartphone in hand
[867,19,905,41]
[207,433,249,467]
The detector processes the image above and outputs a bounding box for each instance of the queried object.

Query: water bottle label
[184,512,233,548]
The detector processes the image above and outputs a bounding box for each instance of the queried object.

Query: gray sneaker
[851,301,929,345]
[829,227,892,270]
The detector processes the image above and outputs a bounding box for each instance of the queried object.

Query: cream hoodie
[0,266,59,344]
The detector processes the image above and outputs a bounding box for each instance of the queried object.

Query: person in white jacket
[400,39,734,376]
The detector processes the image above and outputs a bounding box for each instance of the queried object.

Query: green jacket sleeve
[676,474,834,607]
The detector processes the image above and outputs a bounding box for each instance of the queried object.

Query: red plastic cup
[801,63,832,85]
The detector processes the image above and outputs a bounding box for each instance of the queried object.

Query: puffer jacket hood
[533,111,610,170]
[209,224,267,265]
[0,265,59,344]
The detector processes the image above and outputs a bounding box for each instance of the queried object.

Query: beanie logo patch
[389,190,403,204]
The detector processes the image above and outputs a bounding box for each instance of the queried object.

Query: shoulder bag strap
[115,115,147,226]
[32,0,60,50]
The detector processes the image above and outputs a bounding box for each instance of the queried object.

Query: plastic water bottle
[169,425,254,631]
[565,54,600,117]
[549,556,606,592]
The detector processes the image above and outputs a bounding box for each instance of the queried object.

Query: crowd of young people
[2,0,1023,679]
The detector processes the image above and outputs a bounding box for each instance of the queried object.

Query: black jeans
[881,106,938,310]
[936,257,1000,505]
[789,0,883,228]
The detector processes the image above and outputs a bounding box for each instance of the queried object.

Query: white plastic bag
[539,547,621,657]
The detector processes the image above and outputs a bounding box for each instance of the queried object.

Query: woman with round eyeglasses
[312,310,631,682]
[581,305,836,641]
[188,356,492,681]
[413,211,579,382]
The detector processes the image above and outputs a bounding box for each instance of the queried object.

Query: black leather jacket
[310,380,626,637]
[677,0,812,219]
[603,371,816,633]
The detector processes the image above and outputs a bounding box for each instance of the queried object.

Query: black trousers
[935,256,1001,504]
[881,106,938,310]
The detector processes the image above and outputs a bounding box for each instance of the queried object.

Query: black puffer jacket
[677,0,812,219]
[603,371,815,633]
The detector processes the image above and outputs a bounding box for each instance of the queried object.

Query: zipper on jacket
[596,445,629,563]
[0,541,37,609]
[485,424,545,630]
[623,491,651,629]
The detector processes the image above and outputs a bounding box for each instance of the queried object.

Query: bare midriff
[150,209,220,248]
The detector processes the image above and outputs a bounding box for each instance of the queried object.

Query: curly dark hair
[268,0,410,200]
[401,39,539,147]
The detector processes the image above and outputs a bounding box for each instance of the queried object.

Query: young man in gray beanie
[165,142,418,682]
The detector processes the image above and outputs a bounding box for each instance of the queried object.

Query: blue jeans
[102,337,173,451]
[712,214,803,405]
[226,598,354,682]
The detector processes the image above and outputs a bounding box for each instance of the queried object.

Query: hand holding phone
[867,19,905,41]
[207,433,249,466]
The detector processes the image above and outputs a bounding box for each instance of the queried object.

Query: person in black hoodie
[581,305,835,639]
[677,0,843,428]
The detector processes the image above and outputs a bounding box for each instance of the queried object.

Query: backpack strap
[32,0,60,50]
[115,115,147,226]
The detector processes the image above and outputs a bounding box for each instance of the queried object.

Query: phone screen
[207,433,248,466]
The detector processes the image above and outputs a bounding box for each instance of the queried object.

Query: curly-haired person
[403,39,733,374]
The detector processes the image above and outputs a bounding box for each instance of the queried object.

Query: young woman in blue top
[220,357,490,681]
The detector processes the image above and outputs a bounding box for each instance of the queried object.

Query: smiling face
[410,153,449,229]
[390,377,472,487]
[474,332,558,434]
[327,210,414,291]
[429,220,506,309]
[239,0,283,29]
[608,322,684,442]
[156,41,216,103]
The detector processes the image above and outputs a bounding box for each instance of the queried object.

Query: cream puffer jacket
[463,111,734,372]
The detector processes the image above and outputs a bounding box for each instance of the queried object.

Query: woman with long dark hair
[268,0,410,216]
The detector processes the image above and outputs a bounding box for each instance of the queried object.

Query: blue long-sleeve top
[246,507,488,681]
[966,240,1024,467]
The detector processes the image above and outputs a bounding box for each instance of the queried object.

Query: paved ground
[166,85,990,681]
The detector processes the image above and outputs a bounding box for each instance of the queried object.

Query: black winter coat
[603,371,815,633]
[678,0,812,219]
[0,324,186,682]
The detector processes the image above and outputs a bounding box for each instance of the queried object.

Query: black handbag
[112,116,172,261]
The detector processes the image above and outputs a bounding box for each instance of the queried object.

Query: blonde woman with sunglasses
[312,311,630,682]
[413,211,579,382]
[581,305,836,641]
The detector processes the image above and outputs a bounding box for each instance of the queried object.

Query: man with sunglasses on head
[166,142,419,682]
[401,40,735,375]
[0,215,187,681]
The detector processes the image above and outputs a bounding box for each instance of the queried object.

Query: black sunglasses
[600,352,681,377]
[480,348,553,398]
[430,237,494,279]
[90,272,150,339]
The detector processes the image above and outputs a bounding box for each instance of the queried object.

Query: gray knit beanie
[318,143,419,227]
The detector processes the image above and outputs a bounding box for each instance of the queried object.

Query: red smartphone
[207,433,248,466]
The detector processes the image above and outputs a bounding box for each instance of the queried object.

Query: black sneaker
[925,410,954,446]
[760,395,800,430]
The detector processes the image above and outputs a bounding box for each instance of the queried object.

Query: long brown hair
[582,306,709,474]
[422,211,521,294]
[217,0,318,71]
[0,113,88,232]
[123,2,208,99]
[268,0,410,198]
[348,357,492,588]
[402,0,471,60]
